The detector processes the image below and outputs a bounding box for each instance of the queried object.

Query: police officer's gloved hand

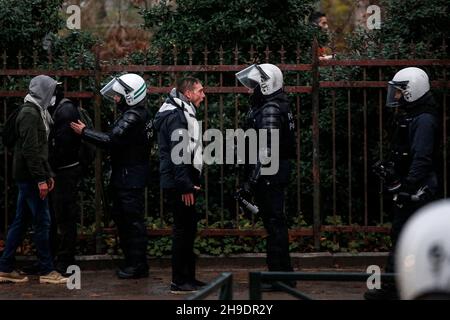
[243,181,254,195]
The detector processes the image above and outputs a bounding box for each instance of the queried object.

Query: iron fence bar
[188,272,233,300]
[106,225,391,237]
[249,272,262,300]
[331,68,337,220]
[0,70,95,76]
[203,71,209,227]
[295,43,302,218]
[363,68,368,227]
[319,59,450,66]
[347,90,352,225]
[3,98,8,237]
[378,68,384,224]
[258,271,396,282]
[250,271,396,300]
[234,45,240,226]
[94,54,103,254]
[320,81,450,88]
[271,281,313,300]
[311,38,321,250]
[102,65,314,73]
[443,68,448,198]
[296,91,302,218]
[158,52,164,225]
[0,91,94,98]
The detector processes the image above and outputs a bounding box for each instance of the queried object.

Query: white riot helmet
[236,63,283,95]
[386,67,430,107]
[100,73,147,106]
[396,199,450,300]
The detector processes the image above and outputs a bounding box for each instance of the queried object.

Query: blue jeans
[0,182,53,274]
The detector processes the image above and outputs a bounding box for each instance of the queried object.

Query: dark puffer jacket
[390,92,441,195]
[153,93,200,194]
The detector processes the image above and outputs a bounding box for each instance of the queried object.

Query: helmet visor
[386,80,408,108]
[100,77,133,102]
[236,64,268,89]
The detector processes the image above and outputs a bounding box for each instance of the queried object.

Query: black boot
[116,264,149,279]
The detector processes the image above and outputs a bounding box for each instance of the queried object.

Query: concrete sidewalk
[0,253,387,300]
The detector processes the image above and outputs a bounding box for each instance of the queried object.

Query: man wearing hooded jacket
[153,77,206,294]
[0,75,67,284]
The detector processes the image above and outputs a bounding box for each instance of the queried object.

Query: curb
[16,252,389,270]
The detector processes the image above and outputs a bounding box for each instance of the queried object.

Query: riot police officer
[365,67,441,299]
[396,199,450,300]
[236,64,296,289]
[71,73,152,279]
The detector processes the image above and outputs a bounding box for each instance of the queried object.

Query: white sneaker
[0,270,29,283]
[39,271,68,284]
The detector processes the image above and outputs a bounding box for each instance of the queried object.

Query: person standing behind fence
[364,67,441,300]
[310,11,334,61]
[71,73,152,279]
[153,77,206,294]
[0,75,68,284]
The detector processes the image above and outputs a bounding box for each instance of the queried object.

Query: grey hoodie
[24,75,58,137]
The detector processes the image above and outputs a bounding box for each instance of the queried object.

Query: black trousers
[254,182,293,272]
[49,165,82,266]
[385,200,426,274]
[111,187,148,270]
[166,189,198,285]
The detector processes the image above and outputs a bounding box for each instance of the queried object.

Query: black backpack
[53,99,96,170]
[1,104,22,149]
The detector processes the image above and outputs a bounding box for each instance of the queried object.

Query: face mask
[50,95,56,107]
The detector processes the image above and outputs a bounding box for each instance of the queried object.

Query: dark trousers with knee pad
[254,182,293,272]
[385,200,428,275]
[111,187,148,269]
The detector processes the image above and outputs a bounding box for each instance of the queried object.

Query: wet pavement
[0,266,369,300]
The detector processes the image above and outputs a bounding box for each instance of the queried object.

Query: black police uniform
[82,100,152,277]
[365,91,441,300]
[385,91,440,274]
[246,88,296,272]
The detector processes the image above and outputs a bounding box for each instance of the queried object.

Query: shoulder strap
[52,98,72,118]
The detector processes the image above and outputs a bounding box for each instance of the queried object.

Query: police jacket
[153,95,201,194]
[48,99,82,170]
[81,101,152,188]
[390,92,440,194]
[246,89,296,186]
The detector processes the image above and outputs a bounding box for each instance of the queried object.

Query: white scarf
[24,94,54,139]
[158,94,203,173]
